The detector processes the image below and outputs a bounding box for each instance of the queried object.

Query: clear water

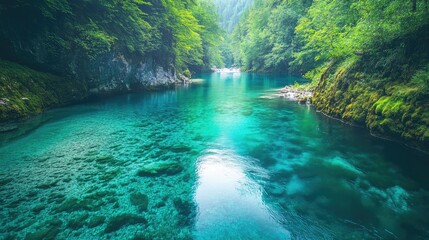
[1,73,429,240]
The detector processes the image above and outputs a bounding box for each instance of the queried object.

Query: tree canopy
[230,0,429,73]
[0,0,224,75]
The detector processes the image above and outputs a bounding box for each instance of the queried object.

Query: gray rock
[136,162,183,177]
[89,53,180,94]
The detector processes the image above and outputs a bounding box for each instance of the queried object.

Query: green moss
[0,60,87,123]
[312,55,429,150]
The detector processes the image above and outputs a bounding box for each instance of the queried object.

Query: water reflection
[194,148,291,240]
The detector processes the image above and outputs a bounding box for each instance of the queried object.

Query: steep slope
[312,25,429,150]
[213,0,254,33]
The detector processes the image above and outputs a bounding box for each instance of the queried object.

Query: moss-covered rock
[130,192,149,212]
[136,162,183,177]
[87,215,106,228]
[0,60,88,123]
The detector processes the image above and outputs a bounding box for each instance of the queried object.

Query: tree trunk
[412,0,417,11]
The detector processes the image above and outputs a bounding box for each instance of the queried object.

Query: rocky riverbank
[0,60,190,124]
[278,86,313,104]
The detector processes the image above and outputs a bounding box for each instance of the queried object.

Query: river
[0,72,428,239]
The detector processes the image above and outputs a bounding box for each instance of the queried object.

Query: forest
[228,0,429,149]
[0,0,223,74]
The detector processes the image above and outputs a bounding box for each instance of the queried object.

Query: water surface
[1,73,429,239]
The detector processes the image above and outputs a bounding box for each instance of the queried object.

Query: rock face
[0,52,188,122]
[1,29,187,96]
[88,53,186,95]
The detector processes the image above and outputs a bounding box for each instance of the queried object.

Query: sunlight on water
[194,148,290,240]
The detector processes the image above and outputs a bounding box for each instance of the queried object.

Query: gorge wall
[0,0,220,123]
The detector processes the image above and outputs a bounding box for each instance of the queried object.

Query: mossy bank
[0,60,87,123]
[312,25,429,151]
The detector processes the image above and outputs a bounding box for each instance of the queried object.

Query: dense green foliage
[231,0,312,72]
[230,0,429,148]
[190,0,224,71]
[213,0,254,33]
[212,0,253,67]
[0,0,223,75]
[294,0,428,70]
[231,0,428,73]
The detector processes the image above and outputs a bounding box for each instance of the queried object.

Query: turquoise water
[1,72,429,239]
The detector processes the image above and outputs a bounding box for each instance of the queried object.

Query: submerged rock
[173,198,195,226]
[173,198,192,216]
[25,219,62,240]
[54,192,113,213]
[95,155,116,165]
[130,192,149,212]
[87,215,106,228]
[32,205,46,214]
[0,177,13,186]
[278,86,313,103]
[136,162,183,177]
[99,169,121,182]
[67,212,89,230]
[36,180,60,189]
[0,124,17,133]
[104,214,147,233]
[169,145,192,153]
[54,198,87,213]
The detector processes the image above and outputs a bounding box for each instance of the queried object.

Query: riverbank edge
[310,59,429,153]
[277,83,429,154]
[0,60,190,128]
[316,109,429,155]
